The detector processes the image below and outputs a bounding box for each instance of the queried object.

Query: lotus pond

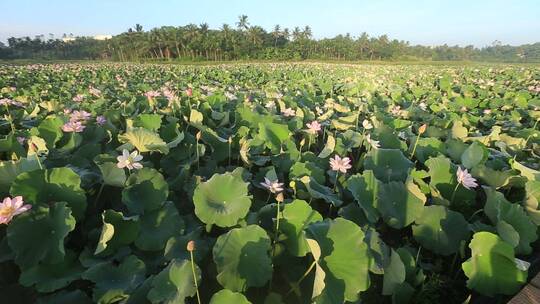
[0,62,539,303]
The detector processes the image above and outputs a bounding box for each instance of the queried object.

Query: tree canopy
[2,16,539,62]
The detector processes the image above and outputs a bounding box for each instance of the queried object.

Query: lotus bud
[419,124,427,134]
[228,136,233,144]
[275,192,284,203]
[187,240,196,252]
[196,131,202,141]
[300,138,306,146]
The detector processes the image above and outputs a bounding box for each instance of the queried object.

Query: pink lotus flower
[16,136,26,145]
[161,88,176,100]
[329,155,352,173]
[260,177,284,194]
[0,98,23,107]
[365,134,380,149]
[70,110,92,122]
[89,86,101,97]
[281,107,296,117]
[144,91,161,99]
[456,167,478,190]
[117,149,143,170]
[362,119,373,130]
[62,121,85,133]
[72,94,85,102]
[185,88,193,97]
[0,196,31,225]
[96,115,107,126]
[306,121,322,134]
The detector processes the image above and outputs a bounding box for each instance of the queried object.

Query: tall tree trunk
[175,43,180,58]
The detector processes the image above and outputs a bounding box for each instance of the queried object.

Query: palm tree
[236,15,249,31]
[272,24,281,47]
[303,26,312,39]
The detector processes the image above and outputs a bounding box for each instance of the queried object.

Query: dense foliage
[2,17,540,62]
[0,62,539,303]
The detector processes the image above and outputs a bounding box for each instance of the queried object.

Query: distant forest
[1,16,539,62]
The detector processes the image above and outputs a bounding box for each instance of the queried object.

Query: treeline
[1,16,540,62]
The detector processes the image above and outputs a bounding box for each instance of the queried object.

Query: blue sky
[1,0,539,47]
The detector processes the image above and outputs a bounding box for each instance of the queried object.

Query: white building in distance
[61,35,112,42]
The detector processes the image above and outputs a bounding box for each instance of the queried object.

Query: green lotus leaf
[118,127,169,154]
[363,149,413,182]
[450,121,468,139]
[10,167,87,220]
[462,232,527,297]
[164,229,213,263]
[280,199,323,257]
[27,136,48,156]
[375,125,404,150]
[461,141,488,169]
[412,205,470,255]
[445,138,468,162]
[512,160,540,181]
[189,123,229,161]
[193,172,251,228]
[412,137,445,163]
[346,170,380,223]
[36,115,64,148]
[305,238,326,299]
[96,162,126,187]
[209,289,252,304]
[377,178,425,229]
[306,218,370,304]
[212,225,272,291]
[392,282,415,304]
[7,202,76,269]
[471,164,520,189]
[133,114,162,131]
[122,168,169,214]
[189,109,204,123]
[364,228,390,274]
[0,157,40,195]
[483,187,537,255]
[290,161,325,184]
[382,249,406,295]
[302,177,343,207]
[147,259,200,304]
[36,290,92,304]
[135,202,184,251]
[82,255,146,303]
[318,134,335,158]
[95,210,140,255]
[19,251,83,293]
[425,155,475,203]
[258,122,290,153]
[524,180,540,225]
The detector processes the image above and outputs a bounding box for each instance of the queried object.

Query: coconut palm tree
[236,15,249,31]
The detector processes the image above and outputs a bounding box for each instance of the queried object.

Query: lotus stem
[35,154,43,170]
[286,260,317,297]
[415,246,422,264]
[188,242,202,304]
[450,183,460,204]
[410,134,421,158]
[4,104,15,133]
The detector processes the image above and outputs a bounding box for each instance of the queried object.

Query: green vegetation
[0,62,539,303]
[1,16,540,62]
